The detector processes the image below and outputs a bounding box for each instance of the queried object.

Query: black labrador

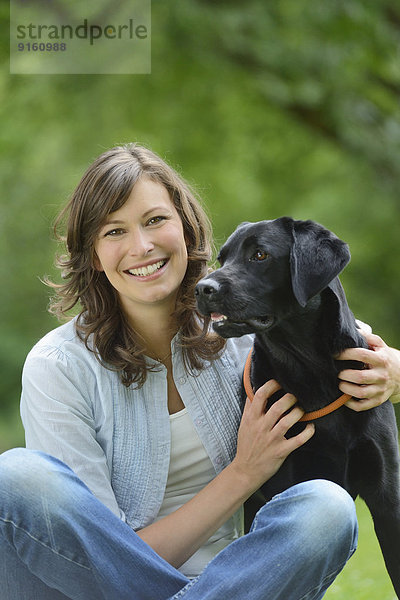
[195,217,400,596]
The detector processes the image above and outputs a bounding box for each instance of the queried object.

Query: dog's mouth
[210,312,275,335]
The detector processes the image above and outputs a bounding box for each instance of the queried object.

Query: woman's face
[94,177,188,320]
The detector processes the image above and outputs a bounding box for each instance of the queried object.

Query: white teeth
[211,315,228,323]
[128,260,166,277]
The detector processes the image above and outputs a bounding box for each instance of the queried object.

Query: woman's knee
[286,479,358,556]
[1,447,52,482]
[256,479,358,558]
[0,448,69,508]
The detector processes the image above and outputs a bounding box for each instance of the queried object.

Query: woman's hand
[137,380,314,568]
[230,380,315,494]
[337,332,400,411]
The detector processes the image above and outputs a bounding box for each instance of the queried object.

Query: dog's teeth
[211,313,228,322]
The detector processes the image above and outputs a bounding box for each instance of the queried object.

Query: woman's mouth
[125,259,168,279]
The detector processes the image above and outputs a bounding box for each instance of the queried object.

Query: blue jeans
[0,449,357,600]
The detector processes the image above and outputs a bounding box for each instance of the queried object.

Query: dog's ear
[290,221,350,307]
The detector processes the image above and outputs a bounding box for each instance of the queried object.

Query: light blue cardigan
[20,318,253,533]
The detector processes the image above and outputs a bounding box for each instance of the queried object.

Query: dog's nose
[195,279,221,297]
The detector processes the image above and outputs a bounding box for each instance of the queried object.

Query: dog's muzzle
[195,278,275,336]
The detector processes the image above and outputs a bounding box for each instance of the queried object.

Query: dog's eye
[250,249,269,262]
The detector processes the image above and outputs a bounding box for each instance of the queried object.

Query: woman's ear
[92,251,103,272]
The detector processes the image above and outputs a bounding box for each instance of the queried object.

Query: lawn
[325,498,396,599]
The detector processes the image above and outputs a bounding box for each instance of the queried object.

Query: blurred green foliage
[1,1,400,433]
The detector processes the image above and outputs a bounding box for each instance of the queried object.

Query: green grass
[325,498,396,599]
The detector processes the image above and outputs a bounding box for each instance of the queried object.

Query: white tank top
[155,408,241,577]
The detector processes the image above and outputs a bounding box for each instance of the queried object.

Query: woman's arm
[137,381,315,568]
[21,351,123,518]
[336,332,400,411]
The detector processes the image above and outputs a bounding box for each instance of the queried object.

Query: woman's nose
[127,230,155,256]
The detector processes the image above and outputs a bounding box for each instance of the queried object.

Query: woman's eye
[146,216,165,226]
[250,249,269,262]
[104,228,125,237]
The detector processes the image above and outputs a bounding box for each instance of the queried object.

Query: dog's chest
[251,343,340,412]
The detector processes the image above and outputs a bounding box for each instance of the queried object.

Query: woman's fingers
[263,393,298,426]
[248,381,314,433]
[344,396,383,412]
[266,395,315,449]
[285,422,316,452]
[336,332,400,408]
[250,379,282,415]
[337,346,380,366]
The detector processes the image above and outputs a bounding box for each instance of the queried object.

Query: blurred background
[1,1,399,597]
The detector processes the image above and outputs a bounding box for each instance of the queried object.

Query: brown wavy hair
[47,143,225,386]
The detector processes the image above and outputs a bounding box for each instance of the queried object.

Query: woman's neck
[126,303,178,362]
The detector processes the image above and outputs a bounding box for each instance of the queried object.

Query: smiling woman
[46,144,224,387]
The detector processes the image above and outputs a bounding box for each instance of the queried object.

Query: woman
[0,144,399,600]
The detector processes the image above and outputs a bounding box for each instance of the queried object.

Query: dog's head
[195,217,350,338]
